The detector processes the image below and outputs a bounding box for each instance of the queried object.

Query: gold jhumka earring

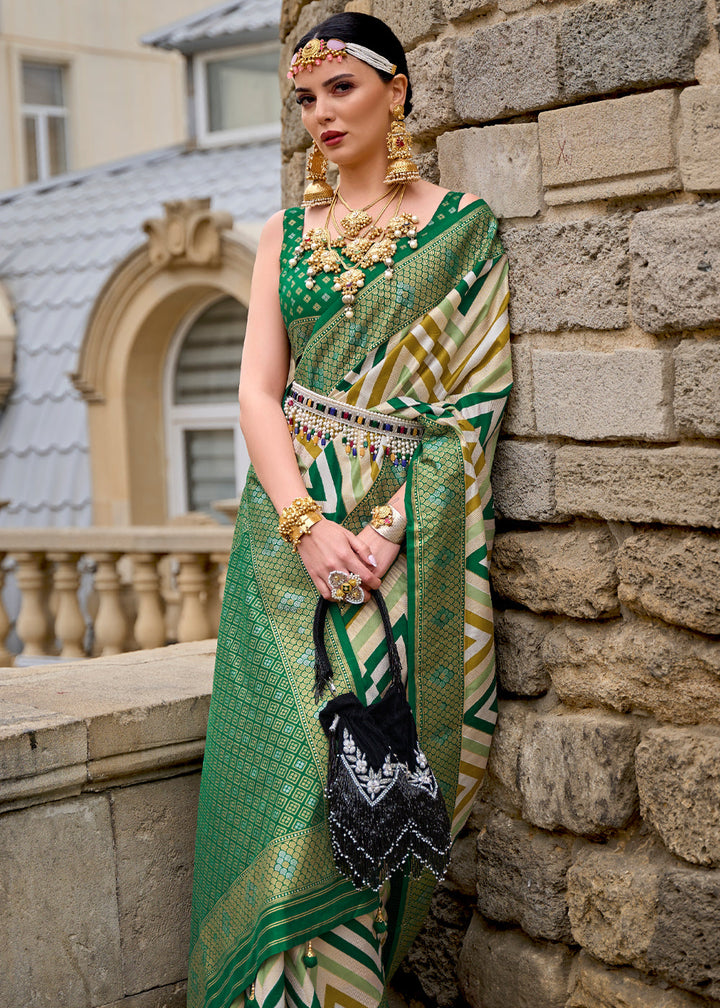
[301,142,334,207]
[383,106,420,186]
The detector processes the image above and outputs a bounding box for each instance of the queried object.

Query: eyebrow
[294,72,356,95]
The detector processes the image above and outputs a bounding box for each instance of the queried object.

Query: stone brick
[491,524,620,619]
[543,618,720,726]
[396,887,472,1008]
[380,0,445,48]
[112,773,201,994]
[453,17,561,124]
[484,698,527,810]
[567,952,710,1008]
[559,0,708,100]
[442,0,496,22]
[501,342,535,436]
[437,124,543,220]
[414,145,440,185]
[630,204,720,333]
[446,832,478,895]
[407,39,461,140]
[569,841,720,999]
[539,91,680,205]
[491,440,563,523]
[617,530,720,636]
[503,217,629,334]
[679,86,720,192]
[494,609,552,697]
[0,795,123,1007]
[532,348,675,441]
[458,912,575,1008]
[636,727,720,867]
[518,710,639,836]
[673,339,720,438]
[97,983,188,1008]
[556,446,720,529]
[476,808,573,941]
[282,151,307,209]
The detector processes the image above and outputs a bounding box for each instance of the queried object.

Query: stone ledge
[0,641,215,814]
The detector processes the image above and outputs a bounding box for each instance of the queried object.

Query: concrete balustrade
[0,526,233,665]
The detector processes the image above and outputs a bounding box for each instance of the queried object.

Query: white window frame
[20,60,70,182]
[193,41,282,148]
[163,294,249,519]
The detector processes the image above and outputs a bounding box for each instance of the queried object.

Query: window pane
[206,49,280,132]
[22,62,64,106]
[47,115,68,175]
[184,429,236,520]
[23,116,39,182]
[174,297,247,405]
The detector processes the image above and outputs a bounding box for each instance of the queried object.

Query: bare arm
[238,211,381,599]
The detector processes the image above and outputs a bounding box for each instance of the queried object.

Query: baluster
[47,552,85,658]
[205,557,222,637]
[93,552,127,655]
[132,553,166,650]
[0,554,12,666]
[15,552,53,657]
[176,553,211,642]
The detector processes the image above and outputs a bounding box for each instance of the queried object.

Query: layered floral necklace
[289,184,420,319]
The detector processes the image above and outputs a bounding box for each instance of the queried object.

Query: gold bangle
[288,511,321,551]
[370,504,406,545]
[279,496,322,550]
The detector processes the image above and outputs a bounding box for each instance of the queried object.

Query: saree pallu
[188,192,511,1008]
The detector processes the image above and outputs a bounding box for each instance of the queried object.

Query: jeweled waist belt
[284,382,424,468]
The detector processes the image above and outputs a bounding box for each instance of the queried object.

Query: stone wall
[281,1,720,1006]
[0,643,214,1008]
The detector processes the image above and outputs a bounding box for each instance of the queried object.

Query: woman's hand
[355,524,401,580]
[296,518,384,600]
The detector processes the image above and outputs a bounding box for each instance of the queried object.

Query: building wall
[0,0,205,191]
[281,1,720,1005]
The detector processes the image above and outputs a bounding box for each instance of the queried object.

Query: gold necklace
[335,186,400,238]
[289,186,420,319]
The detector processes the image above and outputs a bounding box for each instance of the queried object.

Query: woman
[188,13,511,1008]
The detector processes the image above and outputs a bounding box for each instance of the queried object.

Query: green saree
[188,191,511,1008]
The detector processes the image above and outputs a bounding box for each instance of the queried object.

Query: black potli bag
[313,589,452,891]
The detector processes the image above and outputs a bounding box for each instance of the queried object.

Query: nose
[313,93,334,123]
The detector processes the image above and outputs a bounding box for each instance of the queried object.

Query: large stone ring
[327,570,365,605]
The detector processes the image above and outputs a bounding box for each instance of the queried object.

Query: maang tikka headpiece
[288,38,397,78]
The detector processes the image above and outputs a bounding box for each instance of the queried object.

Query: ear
[389,73,408,110]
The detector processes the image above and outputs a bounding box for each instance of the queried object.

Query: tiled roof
[0,139,281,527]
[141,0,281,52]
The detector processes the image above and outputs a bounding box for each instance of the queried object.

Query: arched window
[164,295,249,522]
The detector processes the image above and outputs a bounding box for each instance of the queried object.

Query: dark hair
[294,12,413,116]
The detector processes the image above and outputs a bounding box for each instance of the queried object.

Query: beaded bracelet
[279,496,322,551]
[370,504,407,545]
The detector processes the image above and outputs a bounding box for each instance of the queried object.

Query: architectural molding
[0,283,16,407]
[72,209,256,525]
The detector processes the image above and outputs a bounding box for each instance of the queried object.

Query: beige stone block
[476,808,574,941]
[437,124,543,219]
[395,887,471,1008]
[539,90,679,204]
[491,524,620,619]
[379,0,445,48]
[458,912,575,1008]
[492,440,564,523]
[518,710,639,836]
[501,342,535,436]
[443,0,496,21]
[617,529,720,635]
[407,39,461,140]
[630,203,720,333]
[532,348,675,441]
[568,951,710,1008]
[636,727,720,867]
[494,609,552,696]
[282,151,307,209]
[484,698,528,811]
[679,85,720,191]
[0,714,86,783]
[555,446,720,528]
[446,832,478,896]
[504,216,629,334]
[112,774,201,994]
[673,339,720,437]
[0,795,123,1007]
[97,982,187,1008]
[543,618,720,726]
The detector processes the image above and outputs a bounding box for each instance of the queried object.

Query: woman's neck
[335,155,390,207]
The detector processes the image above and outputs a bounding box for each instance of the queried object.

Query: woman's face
[293,54,406,169]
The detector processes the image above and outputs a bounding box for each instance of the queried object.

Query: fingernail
[368,554,377,567]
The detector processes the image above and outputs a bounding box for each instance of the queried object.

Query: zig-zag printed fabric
[188,191,511,1008]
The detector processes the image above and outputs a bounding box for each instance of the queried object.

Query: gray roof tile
[142,0,280,52]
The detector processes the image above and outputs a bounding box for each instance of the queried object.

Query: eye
[295,94,314,107]
[334,81,353,94]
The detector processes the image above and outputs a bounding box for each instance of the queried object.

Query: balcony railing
[0,526,234,666]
